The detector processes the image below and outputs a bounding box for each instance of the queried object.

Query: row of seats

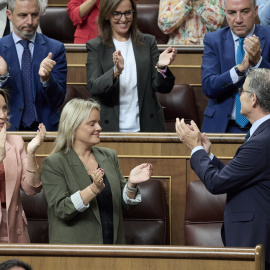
[20,178,225,246]
[40,4,168,44]
[21,179,169,245]
[63,84,199,132]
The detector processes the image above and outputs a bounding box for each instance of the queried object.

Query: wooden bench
[0,244,264,270]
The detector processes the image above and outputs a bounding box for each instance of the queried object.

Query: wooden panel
[65,46,203,86]
[0,244,264,270]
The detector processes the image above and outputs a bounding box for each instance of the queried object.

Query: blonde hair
[0,88,11,129]
[52,98,100,154]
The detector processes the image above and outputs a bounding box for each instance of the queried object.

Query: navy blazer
[0,33,67,131]
[201,25,270,132]
[191,118,270,265]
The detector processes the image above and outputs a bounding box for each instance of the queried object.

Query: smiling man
[201,0,270,133]
[0,0,67,131]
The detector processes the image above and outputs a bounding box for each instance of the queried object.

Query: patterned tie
[20,40,36,127]
[235,37,249,128]
[244,129,250,142]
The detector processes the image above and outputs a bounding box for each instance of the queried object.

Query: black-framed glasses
[112,10,134,21]
[238,87,252,96]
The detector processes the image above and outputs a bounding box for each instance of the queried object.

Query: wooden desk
[15,132,244,246]
[0,244,264,270]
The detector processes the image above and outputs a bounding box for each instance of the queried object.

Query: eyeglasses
[112,10,134,21]
[238,88,252,96]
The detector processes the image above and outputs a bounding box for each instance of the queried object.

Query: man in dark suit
[176,68,270,270]
[0,0,67,131]
[201,0,270,133]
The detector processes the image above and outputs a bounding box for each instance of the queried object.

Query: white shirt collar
[250,114,270,137]
[12,31,36,45]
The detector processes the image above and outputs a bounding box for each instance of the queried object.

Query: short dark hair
[0,259,33,270]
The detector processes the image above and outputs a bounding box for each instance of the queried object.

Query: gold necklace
[83,154,91,171]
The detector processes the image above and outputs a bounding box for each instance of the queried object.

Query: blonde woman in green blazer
[41,98,152,244]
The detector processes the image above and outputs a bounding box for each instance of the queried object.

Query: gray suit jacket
[41,146,128,244]
[86,34,175,132]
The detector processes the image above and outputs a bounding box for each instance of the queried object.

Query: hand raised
[158,47,177,68]
[27,123,46,155]
[0,124,6,163]
[244,35,261,66]
[112,50,124,73]
[91,168,105,193]
[201,132,211,156]
[128,163,152,185]
[39,52,56,82]
[175,118,202,150]
[238,51,250,72]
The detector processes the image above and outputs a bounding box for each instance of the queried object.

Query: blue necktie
[244,129,250,142]
[20,40,36,128]
[235,37,249,128]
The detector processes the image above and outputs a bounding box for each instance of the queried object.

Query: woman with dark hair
[0,88,46,243]
[86,0,177,132]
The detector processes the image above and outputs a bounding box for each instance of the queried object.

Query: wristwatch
[234,65,245,77]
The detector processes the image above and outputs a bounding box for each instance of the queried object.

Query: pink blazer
[67,0,100,44]
[0,135,41,243]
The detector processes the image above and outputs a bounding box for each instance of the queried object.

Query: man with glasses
[176,68,270,270]
[201,0,270,133]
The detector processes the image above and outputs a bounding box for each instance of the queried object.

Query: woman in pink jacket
[0,88,46,243]
[67,0,100,43]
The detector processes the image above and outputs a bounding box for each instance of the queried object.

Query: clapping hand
[175,118,202,150]
[112,50,124,73]
[91,168,105,193]
[158,47,177,68]
[128,163,153,186]
[27,123,46,155]
[0,123,6,163]
[244,35,261,66]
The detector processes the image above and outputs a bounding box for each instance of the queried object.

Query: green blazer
[86,34,175,132]
[41,146,128,244]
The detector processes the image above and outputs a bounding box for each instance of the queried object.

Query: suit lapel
[4,137,18,210]
[222,29,236,72]
[100,42,120,118]
[3,35,24,100]
[133,40,149,113]
[66,149,102,225]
